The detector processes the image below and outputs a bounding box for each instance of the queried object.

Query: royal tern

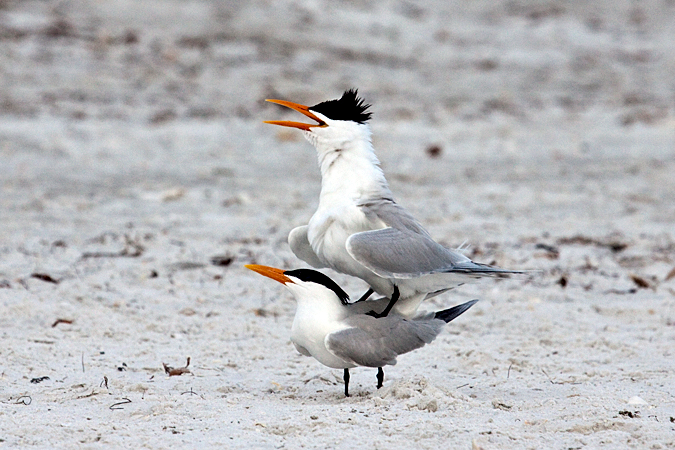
[265,89,521,317]
[246,264,478,397]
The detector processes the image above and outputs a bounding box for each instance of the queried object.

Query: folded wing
[325,315,445,368]
[348,199,522,279]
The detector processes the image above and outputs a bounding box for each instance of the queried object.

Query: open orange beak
[264,99,327,131]
[245,264,293,285]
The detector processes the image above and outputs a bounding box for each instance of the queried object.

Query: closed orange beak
[245,264,293,284]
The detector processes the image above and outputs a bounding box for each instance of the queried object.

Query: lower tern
[246,264,478,397]
[265,89,521,317]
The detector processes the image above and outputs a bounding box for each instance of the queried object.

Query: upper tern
[265,89,521,318]
[246,264,478,397]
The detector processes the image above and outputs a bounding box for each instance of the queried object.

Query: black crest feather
[284,269,350,305]
[310,89,372,123]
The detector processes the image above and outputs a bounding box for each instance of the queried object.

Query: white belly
[308,205,388,285]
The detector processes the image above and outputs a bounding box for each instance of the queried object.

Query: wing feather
[325,315,444,367]
[348,199,521,278]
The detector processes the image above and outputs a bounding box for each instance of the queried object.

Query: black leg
[366,285,400,318]
[376,367,384,389]
[343,368,350,397]
[354,288,374,303]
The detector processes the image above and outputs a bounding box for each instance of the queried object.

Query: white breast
[290,306,355,369]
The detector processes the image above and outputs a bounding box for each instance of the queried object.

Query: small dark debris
[149,270,158,278]
[559,236,593,246]
[43,19,75,38]
[425,145,442,158]
[163,357,191,376]
[535,243,558,253]
[150,109,177,125]
[630,275,651,289]
[52,240,67,248]
[30,376,50,384]
[253,308,277,318]
[475,58,499,71]
[124,29,139,44]
[109,398,131,410]
[210,255,234,267]
[556,235,627,253]
[670,416,675,423]
[51,318,73,327]
[619,410,640,419]
[608,242,628,252]
[492,400,512,411]
[605,288,638,295]
[535,243,560,259]
[557,276,568,288]
[117,362,128,372]
[170,261,206,271]
[665,267,675,282]
[31,273,59,284]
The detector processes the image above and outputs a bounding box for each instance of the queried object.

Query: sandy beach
[1,1,674,448]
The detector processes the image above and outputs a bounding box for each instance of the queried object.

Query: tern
[265,89,521,318]
[246,264,478,397]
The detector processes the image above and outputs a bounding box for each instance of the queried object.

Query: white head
[265,90,389,192]
[265,89,373,156]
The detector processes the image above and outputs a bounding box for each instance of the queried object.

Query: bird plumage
[267,89,521,317]
[245,264,477,396]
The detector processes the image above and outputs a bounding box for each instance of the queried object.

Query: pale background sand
[1,1,674,448]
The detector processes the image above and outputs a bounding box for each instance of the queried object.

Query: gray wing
[358,198,432,237]
[348,199,520,278]
[288,225,327,268]
[325,315,444,368]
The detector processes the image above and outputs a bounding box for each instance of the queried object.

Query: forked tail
[434,299,479,323]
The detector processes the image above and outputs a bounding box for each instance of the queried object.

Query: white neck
[287,283,350,335]
[304,127,392,206]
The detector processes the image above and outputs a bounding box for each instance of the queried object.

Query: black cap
[310,89,372,124]
[284,269,350,305]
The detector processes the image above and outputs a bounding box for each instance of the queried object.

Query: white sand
[1,1,674,448]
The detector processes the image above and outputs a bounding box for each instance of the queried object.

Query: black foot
[343,368,350,397]
[366,286,400,319]
[376,367,384,389]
